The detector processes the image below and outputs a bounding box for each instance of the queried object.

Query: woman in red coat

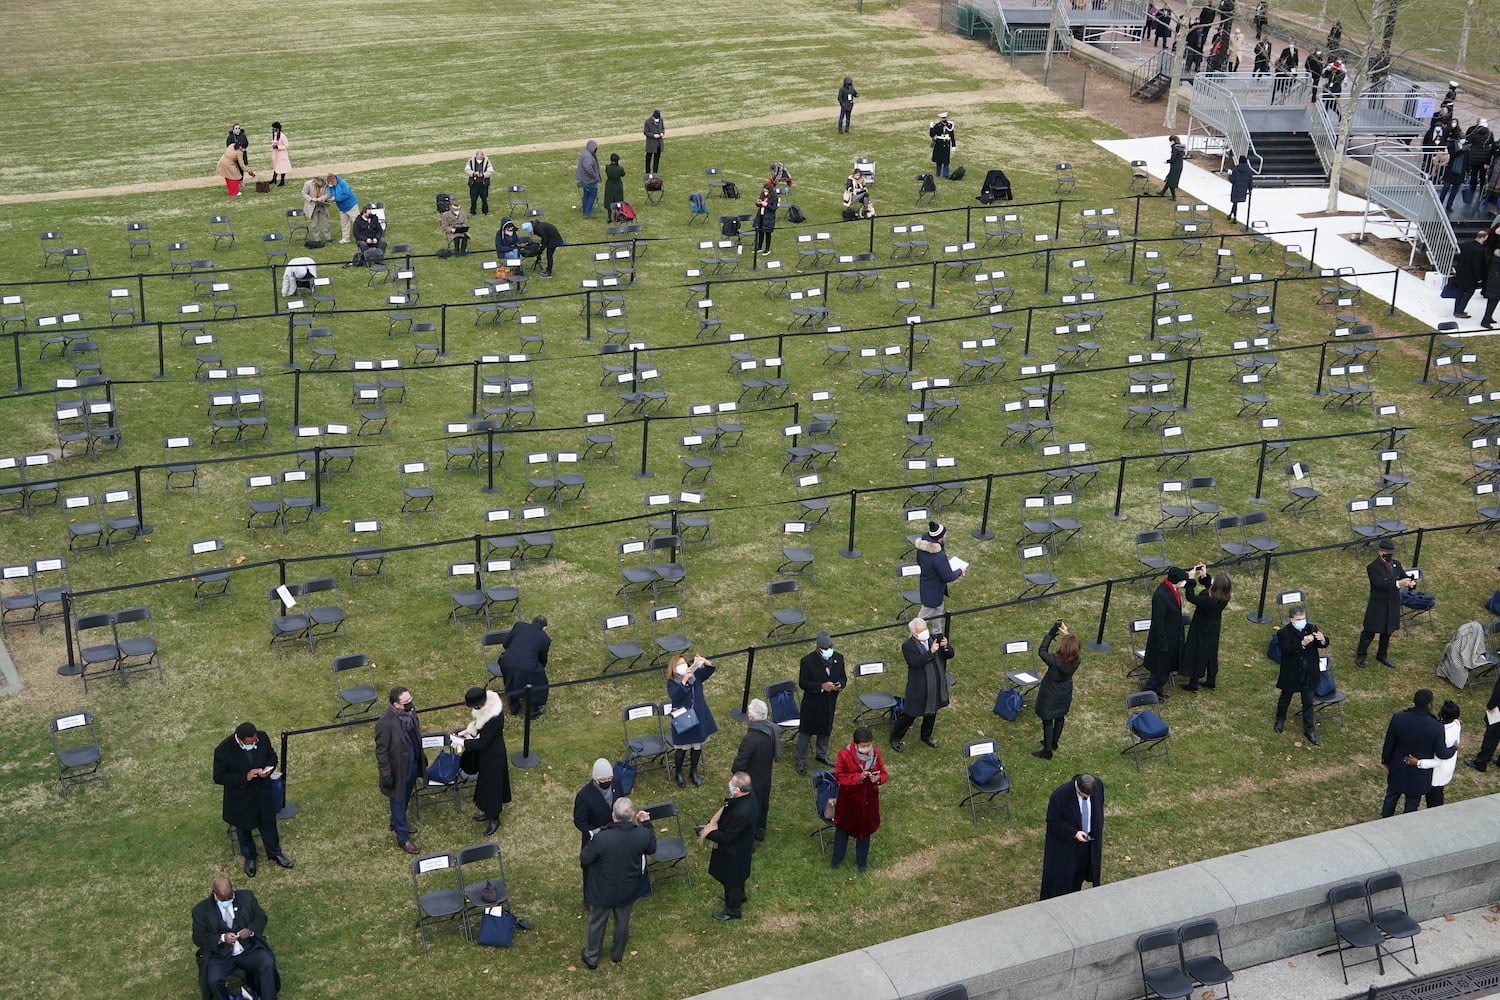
[831,725,887,873]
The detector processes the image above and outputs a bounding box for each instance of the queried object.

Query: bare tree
[1163,2,1214,129]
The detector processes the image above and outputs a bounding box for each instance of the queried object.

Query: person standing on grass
[731,698,778,843]
[1033,619,1081,760]
[327,172,359,244]
[466,150,493,216]
[1274,605,1327,746]
[374,685,425,855]
[1464,671,1500,772]
[929,112,956,179]
[579,796,655,969]
[889,616,954,752]
[752,179,778,254]
[1409,701,1461,808]
[452,686,510,837]
[667,652,718,787]
[913,520,964,632]
[796,631,845,775]
[215,143,253,197]
[1354,538,1412,669]
[831,725,886,873]
[1181,566,1231,691]
[521,219,563,278]
[838,76,859,134]
[576,139,601,219]
[269,123,290,187]
[604,153,626,220]
[1040,773,1104,899]
[1381,689,1454,816]
[699,771,758,921]
[643,110,665,175]
[1142,566,1187,697]
[226,123,249,165]
[213,722,293,879]
[494,615,552,718]
[300,175,332,242]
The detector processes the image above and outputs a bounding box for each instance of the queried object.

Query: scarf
[854,744,876,770]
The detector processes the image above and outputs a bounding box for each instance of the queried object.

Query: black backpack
[722,180,740,199]
[436,192,452,213]
[842,207,859,222]
[949,165,966,181]
[721,217,741,237]
[918,173,937,194]
[786,204,805,224]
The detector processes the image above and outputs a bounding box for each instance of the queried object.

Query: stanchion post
[1247,440,1270,504]
[1180,356,1194,411]
[635,416,654,478]
[1310,341,1329,395]
[132,466,153,536]
[276,729,298,819]
[470,359,481,418]
[1416,331,1438,385]
[1387,268,1399,316]
[1107,455,1128,521]
[154,322,168,379]
[930,260,939,309]
[839,489,862,559]
[971,473,996,540]
[10,331,25,392]
[292,368,302,426]
[1088,579,1114,652]
[731,647,756,723]
[285,312,296,368]
[1246,553,1273,624]
[55,591,81,677]
[439,304,448,355]
[312,447,327,512]
[512,687,541,768]
[482,426,501,495]
[1410,526,1423,566]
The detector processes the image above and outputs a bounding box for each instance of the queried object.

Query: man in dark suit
[1382,689,1456,816]
[496,615,552,717]
[700,771,758,920]
[1275,604,1329,746]
[1356,539,1414,669]
[1142,567,1188,697]
[374,685,425,855]
[579,797,656,969]
[191,877,279,1000]
[731,698,779,842]
[890,617,955,752]
[1040,773,1104,899]
[796,630,846,775]
[1465,672,1500,772]
[213,722,293,879]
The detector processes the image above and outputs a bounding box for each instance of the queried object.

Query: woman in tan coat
[216,144,254,197]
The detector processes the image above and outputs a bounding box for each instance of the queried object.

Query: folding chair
[411,852,470,952]
[1137,928,1194,1000]
[1125,618,1153,680]
[1177,919,1234,998]
[63,494,105,555]
[268,584,311,658]
[333,652,378,719]
[52,711,108,798]
[960,739,1011,823]
[603,614,646,676]
[0,564,39,637]
[1366,870,1421,974]
[111,606,160,685]
[75,611,122,691]
[1000,639,1041,698]
[188,539,233,607]
[852,660,898,727]
[767,579,807,638]
[649,605,690,665]
[777,521,815,579]
[1123,691,1171,770]
[348,520,387,585]
[400,462,435,517]
[1282,462,1322,520]
[1017,544,1058,602]
[1324,882,1387,984]
[643,802,690,888]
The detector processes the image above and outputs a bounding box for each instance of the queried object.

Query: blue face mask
[1292,619,1308,631]
[728,782,738,796]
[241,740,257,751]
[820,647,834,660]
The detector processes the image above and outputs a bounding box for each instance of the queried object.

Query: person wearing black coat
[455,687,511,836]
[1228,155,1254,221]
[192,878,280,1000]
[837,76,859,133]
[226,123,249,164]
[1464,673,1500,772]
[797,631,846,774]
[752,181,779,254]
[701,773,759,920]
[574,758,625,850]
[643,110,665,175]
[1481,233,1500,329]
[1275,605,1328,744]
[1142,567,1188,697]
[213,723,293,879]
[521,219,563,277]
[1033,621,1081,760]
[1182,567,1231,691]
[731,699,779,841]
[580,798,656,968]
[929,112,956,179]
[352,205,386,256]
[1039,774,1104,899]
[890,617,954,751]
[1157,136,1185,199]
[1440,139,1470,212]
[1355,539,1413,669]
[1449,229,1489,318]
[495,615,551,716]
[1381,689,1455,816]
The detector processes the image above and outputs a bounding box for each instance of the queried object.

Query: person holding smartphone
[1034,619,1081,760]
[1274,605,1328,746]
[830,725,886,872]
[213,722,293,878]
[1182,564,1231,691]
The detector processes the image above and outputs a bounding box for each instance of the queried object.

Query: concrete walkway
[1229,903,1500,1000]
[1095,134,1495,337]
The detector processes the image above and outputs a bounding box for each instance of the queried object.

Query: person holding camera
[667,653,718,787]
[465,150,493,216]
[890,617,954,752]
[1033,620,1081,760]
[1274,605,1328,746]
[1182,564,1231,691]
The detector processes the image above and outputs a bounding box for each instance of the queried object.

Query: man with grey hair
[579,795,655,969]
[890,617,954,752]
[700,772,758,920]
[732,698,779,842]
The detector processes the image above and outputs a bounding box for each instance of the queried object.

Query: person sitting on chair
[440,204,470,254]
[495,217,522,259]
[352,204,386,258]
[192,877,280,1000]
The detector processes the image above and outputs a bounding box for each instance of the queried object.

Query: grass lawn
[0,3,1497,999]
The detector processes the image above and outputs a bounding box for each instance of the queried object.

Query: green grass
[1,3,1498,1000]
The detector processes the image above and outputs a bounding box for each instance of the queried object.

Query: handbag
[476,907,515,947]
[425,749,460,784]
[1440,280,1458,299]
[669,706,699,737]
[613,758,638,795]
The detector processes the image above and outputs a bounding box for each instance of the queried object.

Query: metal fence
[1188,75,1264,173]
[1363,142,1459,276]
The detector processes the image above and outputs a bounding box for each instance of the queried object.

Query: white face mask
[820,647,834,660]
[728,782,738,796]
[675,664,688,678]
[915,630,930,645]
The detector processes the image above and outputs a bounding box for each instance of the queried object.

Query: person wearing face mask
[374,685,426,855]
[226,123,249,165]
[213,722,293,879]
[731,699,779,843]
[831,725,886,873]
[890,617,954,752]
[1356,538,1414,669]
[698,771,758,920]
[191,877,280,1000]
[796,631,846,775]
[452,686,510,837]
[574,758,627,850]
[1274,606,1328,746]
[1142,567,1189,698]
[666,653,718,787]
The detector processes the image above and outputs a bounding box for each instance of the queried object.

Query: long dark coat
[706,791,758,887]
[753,190,779,233]
[603,162,626,209]
[1040,776,1105,899]
[1181,579,1227,685]
[1276,621,1328,691]
[1229,160,1255,204]
[1164,142,1185,189]
[1034,624,1078,721]
[1362,554,1406,634]
[1381,707,1453,798]
[214,730,279,829]
[798,648,846,737]
[374,704,427,798]
[667,662,718,744]
[643,113,665,154]
[929,120,956,166]
[581,820,656,909]
[1483,247,1500,302]
[462,690,512,818]
[832,742,887,839]
[191,888,271,959]
[900,634,954,716]
[732,721,779,831]
[574,779,622,850]
[915,538,961,607]
[1453,237,1488,292]
[1143,579,1186,681]
[497,620,552,708]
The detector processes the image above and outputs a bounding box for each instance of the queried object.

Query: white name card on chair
[275,585,298,609]
[968,740,996,757]
[627,704,654,721]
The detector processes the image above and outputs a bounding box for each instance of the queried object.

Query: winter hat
[1377,538,1395,552]
[939,111,949,119]
[1167,567,1190,584]
[464,686,487,708]
[816,630,834,649]
[926,520,946,543]
[844,76,853,85]
[592,758,613,781]
[522,222,534,234]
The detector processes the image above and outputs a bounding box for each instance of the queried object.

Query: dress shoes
[1031,748,1053,760]
[580,949,599,971]
[921,737,940,749]
[484,819,500,836]
[1378,657,1396,669]
[1465,757,1489,773]
[1354,657,1366,669]
[1456,312,1472,318]
[889,741,904,753]
[1273,719,1285,734]
[690,768,702,787]
[272,854,294,869]
[712,910,742,921]
[815,756,834,767]
[399,840,420,855]
[243,857,257,878]
[794,761,807,776]
[392,823,419,836]
[1305,731,1321,746]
